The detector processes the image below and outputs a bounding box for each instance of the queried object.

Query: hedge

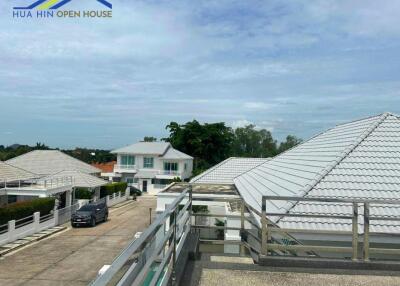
[0,197,55,225]
[100,182,128,197]
[74,188,92,200]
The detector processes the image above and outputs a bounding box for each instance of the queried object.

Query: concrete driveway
[0,196,156,286]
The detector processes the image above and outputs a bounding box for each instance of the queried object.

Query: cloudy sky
[1,0,400,149]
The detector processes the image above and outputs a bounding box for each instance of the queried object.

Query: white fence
[106,189,129,207]
[0,189,130,247]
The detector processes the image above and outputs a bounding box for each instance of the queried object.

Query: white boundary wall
[0,189,130,247]
[106,188,129,207]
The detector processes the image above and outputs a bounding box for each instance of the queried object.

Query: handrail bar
[90,187,190,286]
[263,195,400,205]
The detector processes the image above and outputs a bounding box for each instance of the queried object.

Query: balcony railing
[114,164,137,171]
[90,189,400,286]
[158,170,181,176]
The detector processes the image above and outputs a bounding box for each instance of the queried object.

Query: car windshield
[79,205,96,211]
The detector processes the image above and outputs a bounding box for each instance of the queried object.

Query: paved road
[0,197,156,286]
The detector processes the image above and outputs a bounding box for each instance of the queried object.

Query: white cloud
[244,102,271,110]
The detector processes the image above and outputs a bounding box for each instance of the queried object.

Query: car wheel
[71,223,76,228]
[104,213,108,222]
[91,217,96,227]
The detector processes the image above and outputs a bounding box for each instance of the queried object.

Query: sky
[1,0,400,149]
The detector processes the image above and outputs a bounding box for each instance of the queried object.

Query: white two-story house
[111,142,193,194]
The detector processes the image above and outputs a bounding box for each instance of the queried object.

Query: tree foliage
[0,143,115,164]
[278,135,303,153]
[232,124,277,157]
[142,136,157,142]
[163,120,234,170]
[164,121,301,174]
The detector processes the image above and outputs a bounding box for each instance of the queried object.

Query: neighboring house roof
[234,112,400,233]
[44,170,108,189]
[6,150,101,176]
[161,148,193,160]
[191,157,270,185]
[91,161,116,173]
[0,161,38,183]
[111,142,171,155]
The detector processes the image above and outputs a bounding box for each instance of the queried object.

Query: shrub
[0,197,55,225]
[74,188,92,200]
[100,182,128,197]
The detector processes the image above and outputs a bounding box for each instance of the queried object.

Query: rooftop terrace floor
[183,254,400,286]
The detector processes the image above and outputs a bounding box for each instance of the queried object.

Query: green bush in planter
[100,182,128,196]
[0,197,55,225]
[74,188,92,200]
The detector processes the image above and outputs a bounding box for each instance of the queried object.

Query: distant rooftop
[6,150,100,176]
[161,147,193,160]
[0,161,38,183]
[111,142,171,155]
[91,161,116,173]
[191,157,270,185]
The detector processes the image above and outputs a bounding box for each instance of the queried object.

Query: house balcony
[113,164,137,174]
[155,170,183,179]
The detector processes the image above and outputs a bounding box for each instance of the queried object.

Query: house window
[184,163,187,171]
[143,157,154,168]
[121,155,135,166]
[164,162,178,172]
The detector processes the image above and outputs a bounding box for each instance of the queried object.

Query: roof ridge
[278,112,391,221]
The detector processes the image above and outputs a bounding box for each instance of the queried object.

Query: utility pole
[149,208,152,225]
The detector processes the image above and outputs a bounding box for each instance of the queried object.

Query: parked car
[130,186,142,200]
[71,201,108,227]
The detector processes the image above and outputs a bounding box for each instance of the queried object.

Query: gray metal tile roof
[0,161,38,183]
[111,142,171,155]
[191,157,270,184]
[161,148,193,160]
[234,113,400,233]
[6,150,100,176]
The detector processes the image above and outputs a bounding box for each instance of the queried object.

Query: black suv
[71,201,108,227]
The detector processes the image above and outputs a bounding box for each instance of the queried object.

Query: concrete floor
[184,254,400,286]
[0,196,156,286]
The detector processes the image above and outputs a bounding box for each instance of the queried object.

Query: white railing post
[106,195,110,206]
[54,209,59,226]
[8,220,15,243]
[33,212,40,231]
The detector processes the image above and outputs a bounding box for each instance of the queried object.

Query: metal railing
[91,187,192,286]
[2,176,73,190]
[15,215,34,229]
[260,196,400,261]
[158,170,181,176]
[0,223,8,235]
[115,164,137,171]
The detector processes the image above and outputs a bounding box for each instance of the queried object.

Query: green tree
[143,136,157,142]
[278,135,302,153]
[163,120,234,170]
[232,125,277,157]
